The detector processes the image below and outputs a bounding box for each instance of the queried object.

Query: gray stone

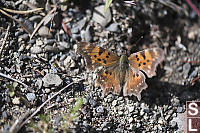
[84,25,92,42]
[96,106,104,113]
[106,23,120,32]
[38,26,52,38]
[31,46,42,54]
[2,112,7,118]
[71,26,79,34]
[92,5,112,27]
[59,41,71,49]
[75,18,87,30]
[42,73,63,87]
[44,39,56,45]
[182,63,191,78]
[176,107,183,113]
[44,45,59,52]
[26,93,36,101]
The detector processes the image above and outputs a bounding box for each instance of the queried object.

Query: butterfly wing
[77,42,120,71]
[96,66,121,96]
[123,67,147,101]
[128,48,164,78]
[124,48,164,100]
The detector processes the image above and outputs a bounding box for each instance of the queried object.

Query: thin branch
[0,72,28,88]
[19,79,84,129]
[0,25,10,58]
[0,9,32,34]
[2,7,43,14]
[30,5,57,40]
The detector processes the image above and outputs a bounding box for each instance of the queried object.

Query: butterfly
[77,42,164,101]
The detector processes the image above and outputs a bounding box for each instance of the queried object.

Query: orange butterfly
[77,42,164,101]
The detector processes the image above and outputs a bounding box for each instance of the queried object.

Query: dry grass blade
[30,5,57,40]
[0,72,28,88]
[0,9,32,34]
[2,7,43,14]
[19,79,84,130]
[0,25,10,58]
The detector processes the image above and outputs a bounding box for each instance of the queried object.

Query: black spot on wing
[103,59,107,64]
[99,48,104,55]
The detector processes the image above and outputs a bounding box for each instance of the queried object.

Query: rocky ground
[0,0,200,132]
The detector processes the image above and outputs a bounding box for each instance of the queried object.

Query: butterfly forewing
[128,48,164,78]
[77,42,120,71]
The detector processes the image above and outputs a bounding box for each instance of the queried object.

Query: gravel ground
[0,0,200,132]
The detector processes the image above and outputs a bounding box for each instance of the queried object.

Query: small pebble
[38,26,52,38]
[30,46,43,54]
[26,93,36,102]
[42,73,63,87]
[182,63,191,79]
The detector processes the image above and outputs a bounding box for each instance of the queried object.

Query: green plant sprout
[6,82,18,97]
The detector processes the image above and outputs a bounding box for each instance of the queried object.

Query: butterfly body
[119,55,129,86]
[77,42,164,101]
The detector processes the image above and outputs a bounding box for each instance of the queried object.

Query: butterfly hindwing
[123,67,147,101]
[96,67,121,96]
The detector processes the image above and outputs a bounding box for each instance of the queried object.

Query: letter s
[188,102,198,116]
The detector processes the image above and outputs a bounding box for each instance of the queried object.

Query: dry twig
[30,5,57,40]
[2,7,43,14]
